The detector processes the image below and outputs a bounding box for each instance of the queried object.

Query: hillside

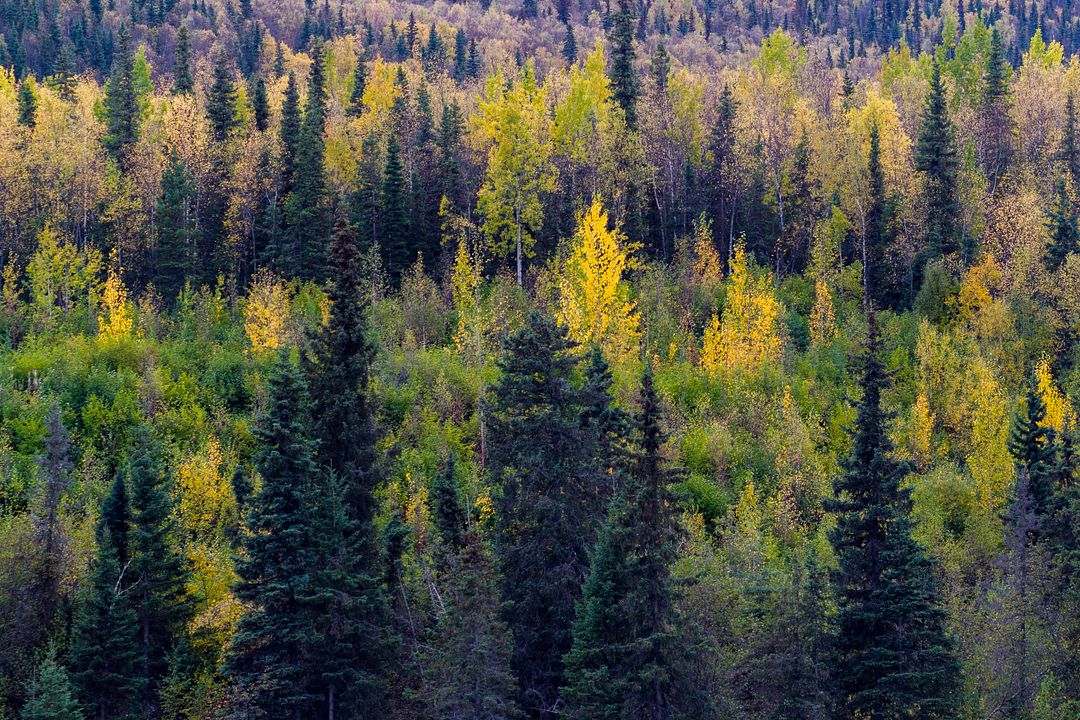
[0,0,1079,718]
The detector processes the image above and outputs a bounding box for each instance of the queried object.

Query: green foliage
[21,646,82,720]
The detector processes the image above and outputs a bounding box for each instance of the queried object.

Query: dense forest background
[1,0,1079,717]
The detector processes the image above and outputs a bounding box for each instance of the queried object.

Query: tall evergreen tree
[99,473,130,569]
[979,27,1012,189]
[1046,175,1079,270]
[488,311,604,717]
[103,25,139,163]
[561,369,686,720]
[206,54,238,143]
[436,102,465,211]
[429,454,465,557]
[224,354,322,719]
[914,61,962,262]
[172,26,194,94]
[1007,384,1055,523]
[17,79,36,128]
[608,0,641,129]
[155,153,197,303]
[30,405,73,634]
[125,426,191,703]
[381,134,408,282]
[252,78,269,132]
[562,22,578,66]
[1061,92,1080,189]
[348,54,366,117]
[708,85,739,259]
[864,122,897,306]
[285,42,330,279]
[21,646,83,720]
[279,72,302,195]
[70,507,144,720]
[828,317,960,719]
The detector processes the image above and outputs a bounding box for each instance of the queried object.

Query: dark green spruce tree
[348,54,366,117]
[1007,384,1056,523]
[206,54,238,143]
[279,72,302,194]
[125,425,191,706]
[252,78,269,132]
[1046,175,1079,270]
[172,26,194,94]
[914,61,962,263]
[103,25,139,164]
[285,41,331,279]
[17,79,36,128]
[828,317,960,719]
[561,369,687,720]
[70,487,144,720]
[381,133,408,282]
[21,645,82,720]
[155,153,197,303]
[224,354,322,719]
[864,122,897,306]
[608,0,641,129]
[979,27,1012,190]
[430,453,466,557]
[488,311,605,717]
[1062,92,1080,190]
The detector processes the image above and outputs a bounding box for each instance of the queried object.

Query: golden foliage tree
[244,269,291,353]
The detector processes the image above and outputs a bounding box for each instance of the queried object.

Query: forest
[0,0,1079,717]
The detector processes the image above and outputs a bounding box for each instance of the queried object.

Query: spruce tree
[1061,93,1080,189]
[224,354,322,718]
[17,79,36,128]
[914,61,962,261]
[70,513,144,719]
[1046,175,1079,270]
[206,54,238,143]
[864,122,897,306]
[562,22,578,66]
[1007,384,1055,523]
[155,154,196,304]
[608,0,641,129]
[980,27,1012,189]
[279,72,302,196]
[252,78,269,132]
[452,29,468,81]
[285,42,330,279]
[488,311,605,716]
[103,25,139,163]
[30,405,73,632]
[99,473,130,569]
[429,454,465,556]
[348,54,366,117]
[381,133,408,282]
[561,369,684,720]
[172,26,194,94]
[829,317,960,719]
[708,85,739,257]
[436,102,465,211]
[21,646,83,720]
[125,426,191,702]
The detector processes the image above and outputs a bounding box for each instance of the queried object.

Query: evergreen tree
[285,42,330,279]
[1061,93,1080,189]
[172,26,194,94]
[980,27,1012,189]
[381,133,408,282]
[279,72,302,196]
[224,354,322,718]
[252,78,269,132]
[206,54,238,143]
[914,61,962,261]
[561,369,685,720]
[708,85,739,258]
[562,22,578,66]
[348,54,366,117]
[125,426,191,702]
[864,122,897,306]
[17,79,36,128]
[422,532,521,720]
[1046,175,1079,270]
[430,454,465,556]
[1008,384,1055,523]
[103,25,139,163]
[608,0,641,129]
[30,405,73,633]
[453,29,468,81]
[155,154,196,304]
[828,317,960,719]
[99,473,130,569]
[436,102,465,211]
[488,311,604,716]
[580,346,631,491]
[70,516,143,719]
[22,646,83,720]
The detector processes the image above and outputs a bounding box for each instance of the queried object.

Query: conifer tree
[155,154,196,304]
[103,25,139,163]
[561,369,685,720]
[580,346,631,491]
[206,54,238,143]
[1061,93,1080,189]
[252,78,269,132]
[70,510,144,720]
[17,79,36,128]
[708,85,739,256]
[422,532,520,720]
[980,28,1012,189]
[864,122,896,306]
[125,426,190,701]
[172,26,194,94]
[488,311,604,716]
[914,61,962,262]
[1008,384,1055,523]
[430,454,465,556]
[381,134,408,282]
[285,42,330,279]
[99,473,130,569]
[224,354,322,718]
[829,317,960,719]
[30,405,73,632]
[437,102,465,210]
[562,22,578,66]
[453,29,468,81]
[1046,175,1079,270]
[22,646,83,720]
[279,72,302,194]
[348,54,366,117]
[608,0,641,129]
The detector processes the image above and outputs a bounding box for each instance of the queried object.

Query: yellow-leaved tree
[244,269,291,353]
[558,199,640,362]
[1036,357,1075,431]
[98,258,134,342]
[701,240,784,374]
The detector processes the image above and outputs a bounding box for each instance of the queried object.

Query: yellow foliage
[175,437,236,538]
[1036,357,1075,431]
[911,393,935,468]
[690,217,723,288]
[98,261,134,342]
[558,200,641,361]
[244,269,291,353]
[700,241,784,374]
[808,278,836,347]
